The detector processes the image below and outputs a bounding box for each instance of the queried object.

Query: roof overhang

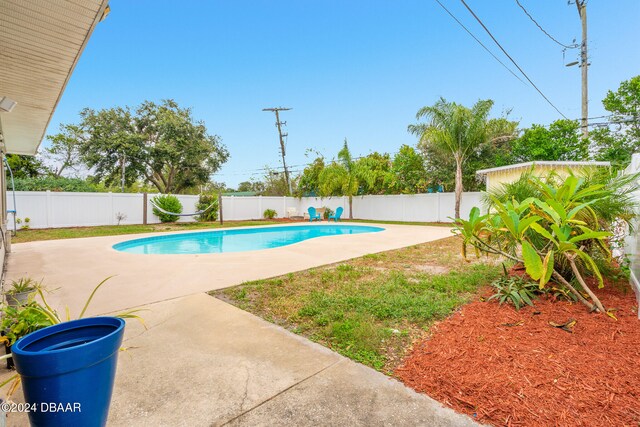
[0,0,109,155]
[476,161,611,177]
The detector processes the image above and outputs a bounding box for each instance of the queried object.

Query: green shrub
[0,302,53,346]
[196,194,219,222]
[488,275,537,310]
[263,209,277,219]
[456,173,638,314]
[152,194,182,223]
[13,176,100,192]
[323,207,334,220]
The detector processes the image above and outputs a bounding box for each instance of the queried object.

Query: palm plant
[408,98,517,218]
[319,139,369,219]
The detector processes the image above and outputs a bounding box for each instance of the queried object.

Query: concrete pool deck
[3,222,477,426]
[6,222,453,316]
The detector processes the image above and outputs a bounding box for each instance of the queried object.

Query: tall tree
[512,119,588,162]
[592,75,640,167]
[420,119,516,193]
[237,181,262,192]
[390,145,427,194]
[409,98,515,218]
[5,154,44,179]
[259,168,291,196]
[355,152,393,195]
[296,157,325,196]
[78,99,229,193]
[44,124,84,177]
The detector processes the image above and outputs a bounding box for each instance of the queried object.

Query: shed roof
[476,161,611,177]
[0,0,109,155]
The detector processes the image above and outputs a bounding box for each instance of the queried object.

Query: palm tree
[408,98,516,219]
[318,139,360,219]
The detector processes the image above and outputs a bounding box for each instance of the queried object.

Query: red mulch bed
[396,285,640,426]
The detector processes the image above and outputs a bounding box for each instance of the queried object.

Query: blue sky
[46,0,640,188]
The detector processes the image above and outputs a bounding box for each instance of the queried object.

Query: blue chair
[308,207,321,222]
[328,207,343,222]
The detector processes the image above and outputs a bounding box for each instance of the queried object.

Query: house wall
[1,154,7,284]
[485,164,605,192]
[5,191,486,229]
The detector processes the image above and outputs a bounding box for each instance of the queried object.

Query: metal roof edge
[476,161,611,176]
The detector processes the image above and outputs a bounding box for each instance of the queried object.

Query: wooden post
[218,192,223,225]
[143,192,148,225]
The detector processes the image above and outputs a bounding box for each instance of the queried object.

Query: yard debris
[396,285,640,427]
[500,320,524,327]
[548,318,576,333]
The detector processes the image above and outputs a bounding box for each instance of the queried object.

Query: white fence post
[45,190,52,228]
[109,192,114,225]
[401,195,406,222]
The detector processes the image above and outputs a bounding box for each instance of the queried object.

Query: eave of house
[0,0,109,155]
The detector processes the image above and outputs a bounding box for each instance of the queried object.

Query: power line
[459,0,568,119]
[514,0,578,49]
[214,151,401,178]
[433,0,526,85]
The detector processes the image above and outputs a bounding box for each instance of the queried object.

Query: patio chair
[307,207,321,222]
[328,207,343,222]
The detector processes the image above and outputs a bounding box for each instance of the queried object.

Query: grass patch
[212,237,501,373]
[11,220,282,243]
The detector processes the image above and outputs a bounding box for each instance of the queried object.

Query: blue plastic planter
[12,317,125,427]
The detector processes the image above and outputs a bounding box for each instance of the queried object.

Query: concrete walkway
[106,294,477,426]
[4,223,477,426]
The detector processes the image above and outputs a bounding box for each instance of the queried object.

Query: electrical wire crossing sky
[45,0,640,187]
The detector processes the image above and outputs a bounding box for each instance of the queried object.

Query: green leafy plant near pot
[0,277,143,400]
[0,302,53,348]
[263,209,277,219]
[0,301,53,370]
[4,278,41,307]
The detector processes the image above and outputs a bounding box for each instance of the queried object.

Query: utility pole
[576,0,588,139]
[263,107,293,196]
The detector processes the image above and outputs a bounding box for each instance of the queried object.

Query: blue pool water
[112,224,384,255]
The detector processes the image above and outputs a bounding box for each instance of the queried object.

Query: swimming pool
[112,224,385,255]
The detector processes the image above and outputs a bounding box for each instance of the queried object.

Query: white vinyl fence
[6,191,484,229]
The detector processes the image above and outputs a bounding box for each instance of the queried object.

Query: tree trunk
[348,195,353,219]
[565,253,606,313]
[454,156,463,219]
